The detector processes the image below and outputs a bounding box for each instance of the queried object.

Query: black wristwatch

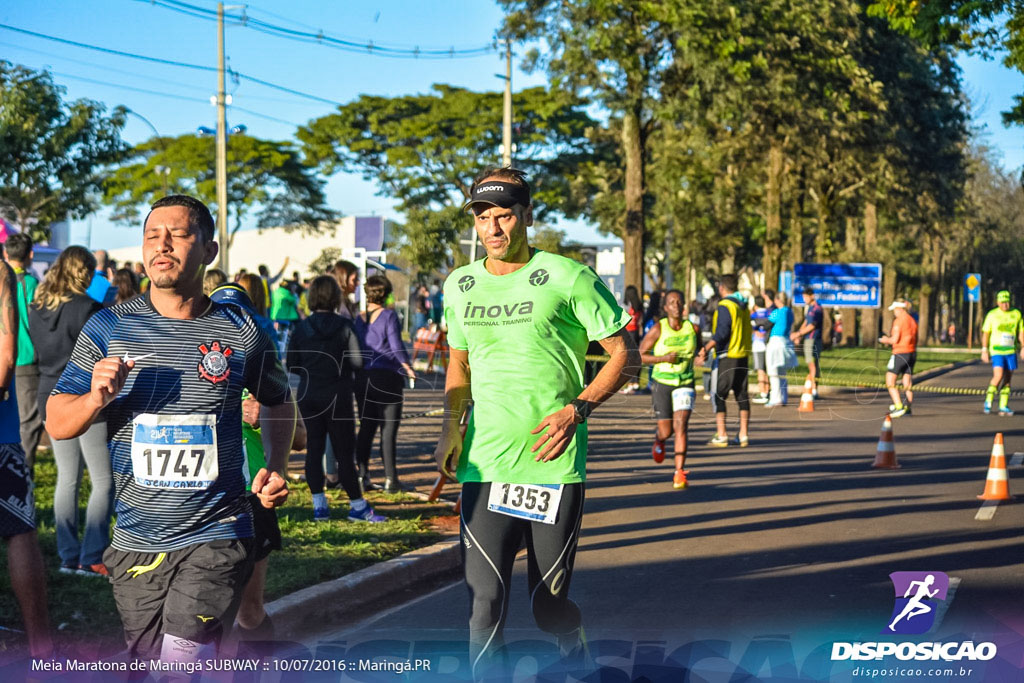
[570,399,593,424]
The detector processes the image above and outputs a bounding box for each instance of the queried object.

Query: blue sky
[3,1,1024,250]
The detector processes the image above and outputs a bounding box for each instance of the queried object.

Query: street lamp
[124,108,172,195]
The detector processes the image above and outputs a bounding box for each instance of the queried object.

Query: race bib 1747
[487,483,563,525]
[130,413,219,490]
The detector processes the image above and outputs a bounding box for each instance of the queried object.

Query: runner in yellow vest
[639,290,705,488]
[702,274,752,447]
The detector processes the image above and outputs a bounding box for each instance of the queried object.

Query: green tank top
[651,318,697,387]
[982,307,1023,355]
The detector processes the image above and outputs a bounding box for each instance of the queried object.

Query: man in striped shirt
[47,195,296,663]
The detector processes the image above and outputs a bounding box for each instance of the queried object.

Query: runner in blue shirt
[47,195,297,663]
[766,292,797,406]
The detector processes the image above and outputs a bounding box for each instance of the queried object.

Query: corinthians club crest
[197,341,233,385]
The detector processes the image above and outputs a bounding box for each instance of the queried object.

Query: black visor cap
[462,181,531,212]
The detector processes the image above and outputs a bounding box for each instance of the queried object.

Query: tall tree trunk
[883,261,897,334]
[788,216,803,271]
[860,201,879,346]
[622,107,645,296]
[918,233,942,346]
[763,141,784,292]
[814,191,832,261]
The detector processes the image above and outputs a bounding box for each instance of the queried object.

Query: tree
[299,84,603,272]
[499,1,677,296]
[0,61,127,242]
[103,132,334,245]
[309,247,343,276]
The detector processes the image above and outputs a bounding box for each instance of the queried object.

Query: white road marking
[1010,452,1023,467]
[975,500,999,521]
[931,577,961,631]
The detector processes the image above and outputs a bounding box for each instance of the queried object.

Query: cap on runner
[997,290,1011,303]
[461,180,531,212]
[888,300,908,311]
[210,282,257,316]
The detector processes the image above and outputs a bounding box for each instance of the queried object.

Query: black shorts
[0,443,34,539]
[249,494,281,562]
[650,380,696,420]
[712,356,751,413]
[104,538,255,659]
[888,353,916,377]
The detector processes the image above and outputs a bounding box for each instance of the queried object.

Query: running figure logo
[528,269,549,286]
[458,275,476,292]
[883,571,950,635]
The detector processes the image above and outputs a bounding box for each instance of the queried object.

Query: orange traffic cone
[798,381,815,412]
[872,416,900,469]
[978,433,1011,501]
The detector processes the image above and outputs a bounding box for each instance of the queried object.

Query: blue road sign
[792,263,882,308]
[964,273,981,303]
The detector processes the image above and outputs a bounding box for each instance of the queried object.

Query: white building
[109,216,390,278]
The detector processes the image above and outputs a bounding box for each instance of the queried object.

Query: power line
[142,0,497,59]
[0,23,344,106]
[230,106,300,127]
[46,71,302,127]
[49,71,210,103]
[2,40,220,95]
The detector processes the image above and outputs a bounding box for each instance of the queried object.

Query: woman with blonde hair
[28,246,109,576]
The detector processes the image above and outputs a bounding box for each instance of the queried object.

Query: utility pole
[502,36,512,168]
[470,37,514,263]
[216,2,230,274]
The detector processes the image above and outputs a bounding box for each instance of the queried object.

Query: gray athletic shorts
[803,337,822,375]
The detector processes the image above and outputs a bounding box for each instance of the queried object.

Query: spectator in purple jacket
[355,275,416,493]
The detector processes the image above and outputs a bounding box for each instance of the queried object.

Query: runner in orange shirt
[880,299,918,418]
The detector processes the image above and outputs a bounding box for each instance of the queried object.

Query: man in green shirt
[4,234,43,468]
[981,290,1024,415]
[434,167,639,677]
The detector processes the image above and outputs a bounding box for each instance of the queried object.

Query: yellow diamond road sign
[966,274,979,290]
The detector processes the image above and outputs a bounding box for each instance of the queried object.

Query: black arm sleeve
[712,304,732,352]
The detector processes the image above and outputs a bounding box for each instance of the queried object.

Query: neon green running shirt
[982,307,1023,355]
[443,250,630,484]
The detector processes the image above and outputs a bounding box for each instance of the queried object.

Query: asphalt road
[299,363,1023,682]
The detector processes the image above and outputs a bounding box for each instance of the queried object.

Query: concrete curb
[265,536,461,638]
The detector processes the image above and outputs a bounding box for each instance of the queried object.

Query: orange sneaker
[77,563,109,577]
[652,439,666,463]
[673,469,690,489]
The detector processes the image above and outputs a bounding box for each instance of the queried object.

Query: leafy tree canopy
[0,61,127,242]
[103,132,335,245]
[298,84,605,271]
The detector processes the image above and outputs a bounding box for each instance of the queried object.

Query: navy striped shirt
[53,294,289,552]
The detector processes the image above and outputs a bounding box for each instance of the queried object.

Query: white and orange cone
[872,416,900,469]
[978,433,1011,501]
[798,380,815,412]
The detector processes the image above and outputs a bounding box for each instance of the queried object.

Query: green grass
[0,450,450,647]
[789,347,977,386]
